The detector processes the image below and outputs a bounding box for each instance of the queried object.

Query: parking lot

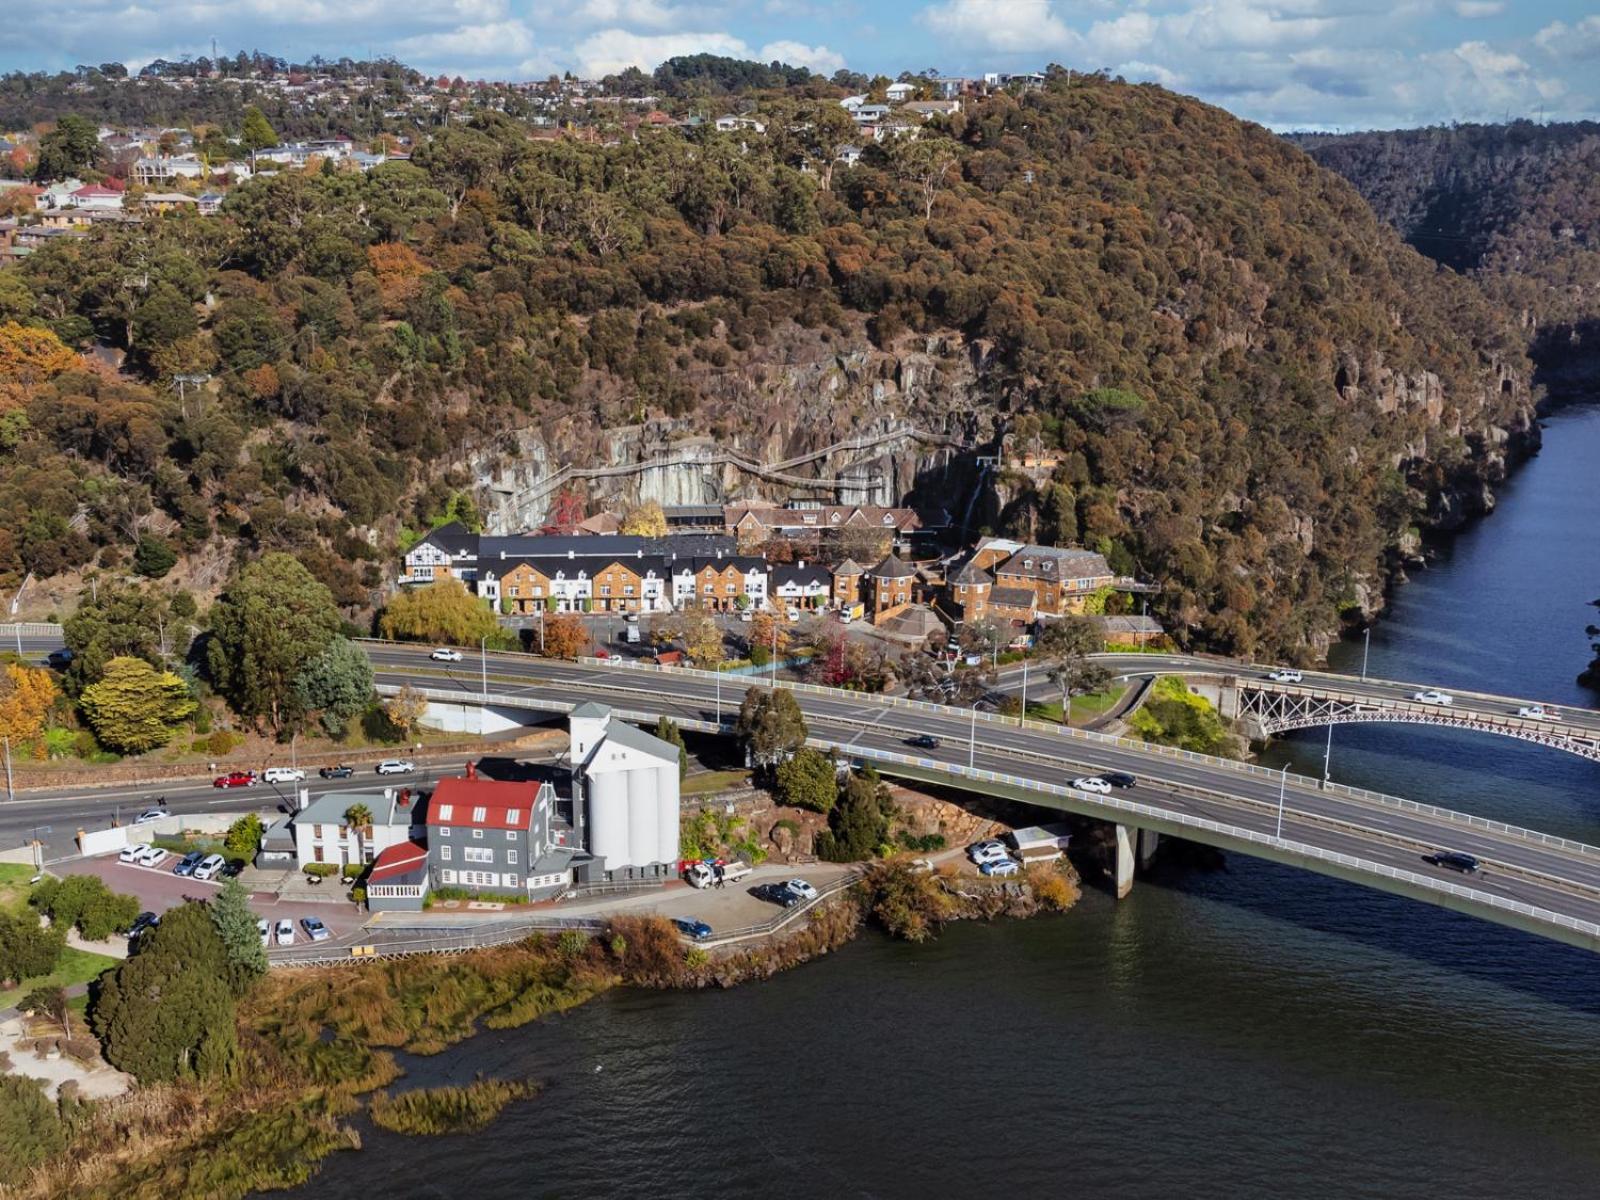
[56,856,368,939]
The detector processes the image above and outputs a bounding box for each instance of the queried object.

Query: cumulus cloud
[573,29,753,77]
[1533,15,1600,60]
[393,19,535,62]
[923,0,1078,54]
[569,0,683,30]
[1454,1,1503,17]
[757,39,845,73]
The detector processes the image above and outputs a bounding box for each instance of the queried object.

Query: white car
[1413,690,1454,707]
[262,767,305,784]
[785,879,819,902]
[257,918,271,948]
[430,647,463,662]
[275,919,296,946]
[1267,669,1303,683]
[119,842,151,864]
[1072,776,1113,795]
[980,858,1020,878]
[193,853,226,882]
[969,842,1011,865]
[376,759,416,775]
[1517,704,1556,719]
[135,845,169,868]
[135,807,169,823]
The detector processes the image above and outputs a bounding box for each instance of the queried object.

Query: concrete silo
[627,767,658,869]
[656,762,680,865]
[588,771,630,871]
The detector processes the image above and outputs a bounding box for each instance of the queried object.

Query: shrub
[556,930,589,958]
[206,729,239,756]
[1027,865,1082,912]
[859,861,955,942]
[302,863,338,878]
[367,1078,537,1135]
[341,863,365,880]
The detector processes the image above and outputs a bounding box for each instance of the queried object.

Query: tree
[619,500,668,536]
[62,581,178,698]
[542,612,587,660]
[240,105,278,162]
[292,636,374,737]
[19,984,71,1036]
[773,746,836,813]
[383,684,428,738]
[223,812,263,864]
[343,801,373,831]
[807,101,857,191]
[30,874,139,941]
[892,136,962,220]
[79,655,196,753]
[210,877,266,986]
[92,902,238,1083]
[379,578,498,646]
[684,613,725,668]
[653,716,688,780]
[736,685,807,773]
[0,661,57,745]
[131,533,178,579]
[748,612,789,664]
[816,767,890,861]
[207,553,341,733]
[1038,616,1112,723]
[0,1076,66,1185]
[34,113,99,180]
[0,910,64,985]
[0,322,77,395]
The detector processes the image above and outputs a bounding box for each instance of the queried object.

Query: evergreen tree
[816,767,890,862]
[0,910,64,985]
[773,746,836,813]
[735,686,807,774]
[210,877,266,986]
[654,715,688,780]
[223,813,263,864]
[0,1076,66,1186]
[292,635,375,737]
[131,533,178,579]
[79,655,197,753]
[240,105,277,160]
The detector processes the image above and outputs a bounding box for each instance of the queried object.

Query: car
[1413,690,1454,706]
[671,917,714,940]
[300,916,332,942]
[785,879,819,902]
[969,842,1011,865]
[128,911,160,939]
[135,806,170,823]
[738,609,753,622]
[1102,772,1138,789]
[45,647,75,670]
[262,767,305,784]
[1517,704,1556,719]
[213,771,256,789]
[193,854,226,882]
[257,918,270,948]
[172,850,204,877]
[135,845,169,868]
[1072,776,1113,794]
[1266,669,1303,683]
[274,919,296,946]
[376,759,416,775]
[1422,851,1481,874]
[430,647,463,662]
[980,858,1020,877]
[119,843,150,864]
[753,882,803,907]
[319,764,354,779]
[906,734,942,750]
[219,860,244,879]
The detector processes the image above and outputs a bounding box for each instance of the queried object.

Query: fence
[267,915,609,967]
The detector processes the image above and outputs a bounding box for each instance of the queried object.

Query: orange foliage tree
[367,242,428,314]
[0,322,76,412]
[541,612,587,660]
[0,661,58,747]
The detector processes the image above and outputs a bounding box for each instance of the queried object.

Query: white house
[133,155,206,185]
[288,788,423,869]
[772,561,830,609]
[714,115,767,134]
[885,82,916,102]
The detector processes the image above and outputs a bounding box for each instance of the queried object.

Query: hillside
[1293,122,1600,403]
[0,73,1537,659]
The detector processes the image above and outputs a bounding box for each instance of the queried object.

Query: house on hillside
[885,82,916,103]
[865,554,916,617]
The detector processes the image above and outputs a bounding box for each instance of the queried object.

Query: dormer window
[882,514,893,525]
[472,806,487,822]
[1042,561,1053,572]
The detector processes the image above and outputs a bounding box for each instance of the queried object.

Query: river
[296,406,1600,1200]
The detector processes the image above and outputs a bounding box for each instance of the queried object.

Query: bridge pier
[1114,825,1135,899]
[1138,828,1160,869]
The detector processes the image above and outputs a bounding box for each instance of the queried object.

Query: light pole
[1360,627,1371,682]
[479,635,488,697]
[1275,762,1288,840]
[1322,724,1333,788]
[770,614,778,683]
[1019,657,1029,727]
[968,701,978,770]
[715,665,722,727]
[2,735,12,805]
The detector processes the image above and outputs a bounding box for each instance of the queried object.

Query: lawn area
[1024,684,1128,727]
[0,862,39,913]
[0,944,120,1009]
[682,768,751,796]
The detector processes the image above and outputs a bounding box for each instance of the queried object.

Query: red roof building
[368,839,428,883]
[426,772,541,832]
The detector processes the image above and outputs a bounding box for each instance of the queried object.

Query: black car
[1423,851,1481,874]
[45,648,74,669]
[754,882,802,908]
[319,764,354,779]
[127,911,160,939]
[172,851,204,877]
[1102,772,1138,789]
[906,734,941,750]
[219,860,245,879]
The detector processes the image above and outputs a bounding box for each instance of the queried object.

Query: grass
[0,863,38,913]
[682,768,751,796]
[367,1078,538,1135]
[1024,684,1127,726]
[0,944,120,1009]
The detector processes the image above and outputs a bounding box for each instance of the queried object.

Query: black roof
[775,563,829,586]
[480,554,672,578]
[416,521,480,555]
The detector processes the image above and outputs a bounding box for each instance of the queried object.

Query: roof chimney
[568,549,576,559]
[465,761,477,779]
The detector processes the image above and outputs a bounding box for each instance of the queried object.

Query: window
[472,806,487,822]
[599,585,610,597]
[440,869,456,884]
[439,827,450,838]
[473,828,484,839]
[533,586,543,597]
[506,849,518,864]
[437,804,453,821]
[510,586,519,598]
[440,845,452,861]
[506,809,520,825]
[624,584,635,595]
[465,847,492,863]
[506,875,518,888]
[506,830,518,841]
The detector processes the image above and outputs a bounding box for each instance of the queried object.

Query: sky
[2,0,1598,130]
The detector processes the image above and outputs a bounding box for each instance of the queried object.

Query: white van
[263,767,305,784]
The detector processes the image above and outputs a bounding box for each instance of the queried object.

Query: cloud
[393,19,535,62]
[1453,1,1503,16]
[757,39,845,73]
[569,0,683,30]
[922,0,1078,54]
[1533,16,1600,60]
[572,29,753,77]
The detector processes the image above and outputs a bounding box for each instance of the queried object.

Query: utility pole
[1275,763,1288,840]
[1322,724,1333,788]
[172,373,211,419]
[1360,627,1371,682]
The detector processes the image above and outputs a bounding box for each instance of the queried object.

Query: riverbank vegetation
[367,1078,538,1136]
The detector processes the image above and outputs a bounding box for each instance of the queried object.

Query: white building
[286,788,422,868]
[570,702,680,883]
[886,82,916,102]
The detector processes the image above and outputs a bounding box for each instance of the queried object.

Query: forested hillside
[1294,122,1600,402]
[0,73,1537,658]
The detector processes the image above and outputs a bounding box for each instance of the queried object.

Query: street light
[1019,657,1029,727]
[2,735,12,805]
[1322,724,1333,788]
[479,635,488,697]
[1275,762,1288,840]
[1360,627,1371,682]
[968,701,979,770]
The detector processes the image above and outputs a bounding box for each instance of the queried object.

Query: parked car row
[172,850,229,881]
[213,760,415,788]
[1070,772,1137,794]
[968,840,1020,877]
[751,878,819,908]
[259,916,332,947]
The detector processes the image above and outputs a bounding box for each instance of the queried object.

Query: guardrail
[267,915,608,967]
[0,622,63,639]
[698,870,864,946]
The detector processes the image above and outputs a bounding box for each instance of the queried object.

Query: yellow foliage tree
[619,501,668,537]
[542,612,587,660]
[367,242,428,314]
[685,613,725,667]
[0,322,77,411]
[0,662,57,744]
[379,579,498,646]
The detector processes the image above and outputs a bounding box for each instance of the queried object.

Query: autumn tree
[684,613,725,667]
[367,242,429,314]
[619,500,668,536]
[379,578,499,646]
[541,612,587,660]
[0,661,57,746]
[207,553,341,733]
[0,322,76,412]
[79,656,196,753]
[383,683,428,737]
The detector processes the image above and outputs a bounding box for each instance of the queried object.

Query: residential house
[865,554,916,616]
[830,558,865,608]
[576,511,621,535]
[772,561,830,610]
[946,559,993,620]
[902,100,961,121]
[670,555,767,612]
[851,104,891,126]
[989,543,1116,615]
[67,183,124,210]
[427,769,575,899]
[133,154,206,185]
[885,82,916,102]
[290,788,423,869]
[401,521,481,583]
[714,114,767,134]
[196,191,224,214]
[365,841,429,912]
[568,703,680,883]
[836,144,864,168]
[1094,614,1165,645]
[141,192,199,213]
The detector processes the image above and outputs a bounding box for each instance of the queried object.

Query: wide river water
[297,406,1600,1200]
